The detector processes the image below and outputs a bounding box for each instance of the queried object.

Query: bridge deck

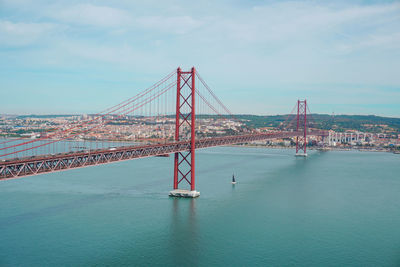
[0,131,326,180]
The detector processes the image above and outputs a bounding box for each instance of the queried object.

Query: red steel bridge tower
[170,67,200,197]
[295,99,308,157]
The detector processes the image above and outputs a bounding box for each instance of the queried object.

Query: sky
[0,0,400,116]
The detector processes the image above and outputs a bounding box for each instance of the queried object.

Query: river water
[1,147,399,266]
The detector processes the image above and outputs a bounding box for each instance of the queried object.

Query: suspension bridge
[0,67,327,197]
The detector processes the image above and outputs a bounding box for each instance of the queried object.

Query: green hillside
[236,114,400,134]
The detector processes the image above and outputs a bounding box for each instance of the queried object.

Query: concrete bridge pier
[169,189,200,198]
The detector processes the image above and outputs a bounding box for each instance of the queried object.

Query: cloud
[50,4,133,27]
[336,32,400,53]
[61,42,138,64]
[136,15,203,34]
[201,1,400,45]
[0,1,400,115]
[0,20,58,46]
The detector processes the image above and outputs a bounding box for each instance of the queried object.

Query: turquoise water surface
[1,147,400,266]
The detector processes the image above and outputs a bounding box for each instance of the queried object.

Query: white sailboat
[232,174,237,184]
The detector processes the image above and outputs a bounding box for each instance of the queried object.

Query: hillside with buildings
[1,113,399,151]
[237,114,400,134]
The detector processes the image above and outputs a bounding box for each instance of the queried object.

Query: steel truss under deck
[0,130,326,180]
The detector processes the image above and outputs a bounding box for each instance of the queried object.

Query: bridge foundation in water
[169,189,200,198]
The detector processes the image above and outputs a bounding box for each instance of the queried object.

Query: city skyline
[1,0,400,116]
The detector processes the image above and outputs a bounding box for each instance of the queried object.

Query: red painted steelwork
[173,67,196,191]
[0,130,327,180]
[190,67,196,191]
[173,67,181,189]
[296,99,307,155]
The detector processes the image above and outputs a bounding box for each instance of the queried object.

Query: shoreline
[227,144,397,154]
[1,137,397,154]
